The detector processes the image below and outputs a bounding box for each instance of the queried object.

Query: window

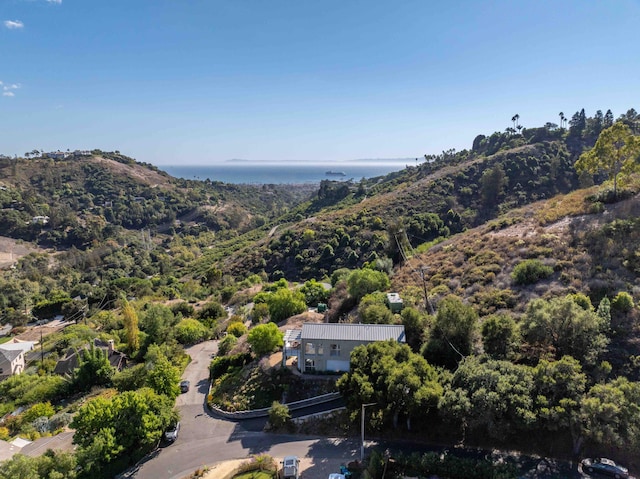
[330,344,340,357]
[0,368,3,374]
[317,343,324,355]
[305,359,316,373]
[305,342,315,355]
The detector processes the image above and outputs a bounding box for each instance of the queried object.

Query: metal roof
[301,323,406,343]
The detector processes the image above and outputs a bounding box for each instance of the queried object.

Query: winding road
[131,340,357,479]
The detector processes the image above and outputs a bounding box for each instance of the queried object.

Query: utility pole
[418,267,435,315]
[361,402,377,463]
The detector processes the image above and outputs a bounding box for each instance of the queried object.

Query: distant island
[325,170,346,176]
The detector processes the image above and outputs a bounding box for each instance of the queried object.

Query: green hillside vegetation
[1,108,640,477]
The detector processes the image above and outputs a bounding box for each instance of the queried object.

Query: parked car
[180,380,190,393]
[164,422,180,443]
[281,456,300,479]
[328,474,346,479]
[581,458,629,478]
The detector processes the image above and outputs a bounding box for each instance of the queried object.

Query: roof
[301,323,406,343]
[283,329,302,346]
[386,292,403,303]
[0,341,35,353]
[0,349,22,363]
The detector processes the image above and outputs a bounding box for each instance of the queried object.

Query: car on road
[328,474,346,479]
[581,458,629,478]
[180,380,190,393]
[281,456,300,479]
[164,422,180,443]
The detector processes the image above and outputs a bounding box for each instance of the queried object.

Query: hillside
[0,151,316,249]
[201,128,586,281]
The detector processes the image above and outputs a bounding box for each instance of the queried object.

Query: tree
[145,353,181,400]
[520,295,609,364]
[480,164,507,208]
[268,401,291,430]
[423,295,478,369]
[175,318,209,345]
[575,122,640,199]
[580,377,640,453]
[400,307,429,352]
[71,388,175,476]
[247,323,283,357]
[481,313,519,360]
[299,279,329,306]
[73,345,115,392]
[603,109,614,128]
[346,269,390,301]
[0,450,77,479]
[337,341,443,430]
[266,288,306,323]
[140,304,177,346]
[438,357,535,440]
[197,301,226,328]
[533,356,586,453]
[121,298,140,352]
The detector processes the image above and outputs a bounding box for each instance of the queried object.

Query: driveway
[176,340,218,408]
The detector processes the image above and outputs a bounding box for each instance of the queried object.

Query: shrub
[612,291,634,313]
[171,301,195,318]
[511,259,553,285]
[209,352,252,379]
[23,402,55,423]
[251,303,270,324]
[267,402,291,430]
[227,321,247,338]
[217,334,238,356]
[175,318,209,345]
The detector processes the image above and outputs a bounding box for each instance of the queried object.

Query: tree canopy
[337,340,443,430]
[70,388,175,477]
[575,122,640,198]
[247,323,283,357]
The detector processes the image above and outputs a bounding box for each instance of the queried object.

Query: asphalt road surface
[131,339,357,479]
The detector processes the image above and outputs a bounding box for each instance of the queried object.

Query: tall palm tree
[559,112,565,129]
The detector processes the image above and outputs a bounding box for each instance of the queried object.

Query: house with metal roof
[297,323,406,373]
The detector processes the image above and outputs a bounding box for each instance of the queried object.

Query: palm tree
[559,112,566,129]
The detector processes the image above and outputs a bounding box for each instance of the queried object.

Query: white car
[328,475,346,479]
[282,456,300,479]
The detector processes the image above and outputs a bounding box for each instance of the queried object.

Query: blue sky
[1,0,638,166]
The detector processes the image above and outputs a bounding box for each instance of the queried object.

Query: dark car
[164,421,180,443]
[581,458,629,478]
[180,380,190,393]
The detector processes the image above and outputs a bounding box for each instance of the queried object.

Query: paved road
[132,339,357,479]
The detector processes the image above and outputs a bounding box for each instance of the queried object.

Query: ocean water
[163,161,414,184]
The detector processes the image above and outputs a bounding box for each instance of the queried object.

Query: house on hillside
[53,338,127,377]
[0,349,25,381]
[285,323,406,374]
